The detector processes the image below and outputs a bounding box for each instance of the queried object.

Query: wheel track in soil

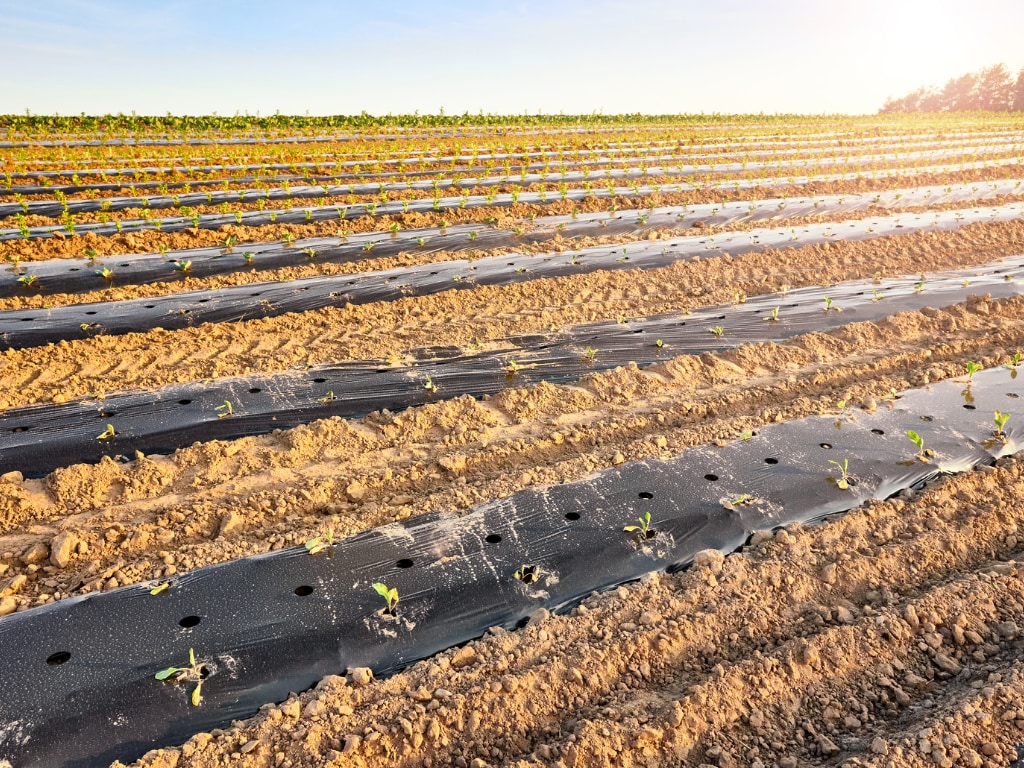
[118,454,1024,768]
[3,218,1024,410]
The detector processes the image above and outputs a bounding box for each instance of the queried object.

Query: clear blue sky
[4,0,1022,116]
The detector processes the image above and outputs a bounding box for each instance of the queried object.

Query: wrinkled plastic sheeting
[2,201,1022,351]
[0,258,1021,479]
[1,179,1020,300]
[0,365,1020,767]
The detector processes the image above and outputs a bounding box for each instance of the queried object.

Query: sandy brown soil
[2,116,1024,768]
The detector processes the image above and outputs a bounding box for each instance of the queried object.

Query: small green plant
[823,296,840,312]
[655,339,664,349]
[765,306,779,323]
[709,326,724,337]
[995,410,1011,437]
[96,266,114,282]
[97,423,116,441]
[964,361,982,381]
[624,511,654,539]
[222,235,237,250]
[906,430,934,462]
[372,582,399,616]
[416,236,427,247]
[83,247,99,262]
[173,259,192,274]
[318,390,335,403]
[243,251,254,265]
[914,280,925,293]
[828,458,853,490]
[304,527,335,557]
[305,247,317,259]
[215,400,233,418]
[17,274,38,288]
[504,359,519,376]
[513,564,539,584]
[149,582,170,596]
[424,375,437,393]
[155,647,205,706]
[1007,352,1023,370]
[583,346,598,362]
[721,493,758,510]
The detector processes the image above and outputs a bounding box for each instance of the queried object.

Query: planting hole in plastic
[764,457,779,464]
[294,585,314,596]
[178,399,192,405]
[178,616,201,628]
[564,512,581,521]
[638,491,654,499]
[871,429,885,435]
[964,404,977,410]
[484,534,502,544]
[46,651,71,666]
[396,559,414,569]
[249,388,261,394]
[704,474,718,481]
[820,443,832,449]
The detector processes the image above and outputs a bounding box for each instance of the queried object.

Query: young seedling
[304,527,335,557]
[655,339,664,349]
[305,247,316,259]
[16,274,38,288]
[721,494,759,510]
[828,458,853,490]
[1007,352,1022,370]
[994,410,1011,438]
[155,647,205,706]
[765,306,780,323]
[96,266,114,283]
[422,374,438,394]
[504,358,519,377]
[513,564,539,584]
[97,423,116,441]
[964,361,982,381]
[215,400,233,418]
[372,582,399,617]
[149,582,170,596]
[823,297,840,312]
[906,430,934,462]
[318,390,336,403]
[582,346,598,363]
[709,326,725,337]
[242,251,254,265]
[173,259,192,275]
[624,511,654,539]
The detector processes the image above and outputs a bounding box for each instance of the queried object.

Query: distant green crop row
[6,111,1024,136]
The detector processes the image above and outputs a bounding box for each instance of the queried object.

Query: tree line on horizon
[880,63,1024,113]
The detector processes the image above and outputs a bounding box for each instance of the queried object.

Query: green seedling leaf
[149,582,170,596]
[97,423,116,441]
[372,582,399,612]
[965,361,982,380]
[995,410,1010,434]
[828,458,852,490]
[623,511,652,536]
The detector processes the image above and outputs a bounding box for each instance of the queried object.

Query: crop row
[1,256,1019,478]
[2,201,1020,352]
[7,136,1021,211]
[9,132,1020,188]
[2,358,1018,766]
[4,152,1021,243]
[2,181,1019,300]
